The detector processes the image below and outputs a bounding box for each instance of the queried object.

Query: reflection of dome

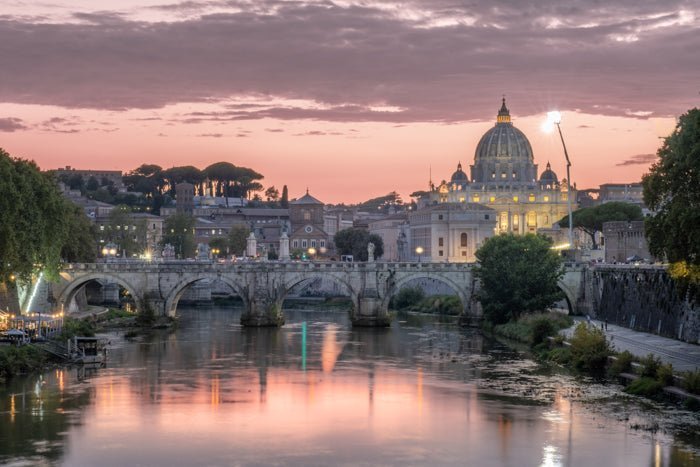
[474,98,534,163]
[539,162,559,185]
[451,162,469,183]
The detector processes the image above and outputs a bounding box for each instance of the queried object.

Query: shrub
[547,347,572,365]
[608,350,635,377]
[569,323,611,374]
[656,363,674,386]
[625,377,664,397]
[682,370,700,395]
[639,354,662,378]
[0,345,47,379]
[530,315,556,346]
[391,287,425,310]
[136,300,156,327]
[58,317,96,341]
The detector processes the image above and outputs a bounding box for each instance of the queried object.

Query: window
[293,240,299,248]
[491,172,496,179]
[211,229,216,235]
[438,250,443,256]
[302,240,307,248]
[460,233,468,247]
[311,240,316,248]
[489,196,495,203]
[461,251,467,256]
[543,196,549,202]
[303,210,311,220]
[513,196,519,202]
[501,172,506,179]
[320,240,325,248]
[438,237,444,247]
[528,194,535,202]
[473,195,480,203]
[512,171,516,179]
[459,197,465,203]
[485,214,490,220]
[562,194,568,201]
[99,225,104,231]
[438,214,443,220]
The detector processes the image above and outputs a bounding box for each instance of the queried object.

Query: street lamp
[415,246,424,263]
[545,111,574,250]
[308,247,317,261]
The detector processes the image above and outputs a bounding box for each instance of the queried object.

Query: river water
[1,306,699,466]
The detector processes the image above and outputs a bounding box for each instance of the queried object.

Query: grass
[493,312,573,346]
[625,377,664,398]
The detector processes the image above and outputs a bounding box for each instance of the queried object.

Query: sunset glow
[0,1,697,202]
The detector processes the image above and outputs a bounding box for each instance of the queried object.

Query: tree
[357,191,403,212]
[162,165,204,196]
[558,201,643,249]
[228,225,249,256]
[161,213,196,258]
[208,237,229,256]
[333,228,384,261]
[280,185,289,208]
[61,204,97,262]
[265,186,280,202]
[474,233,564,324]
[100,206,148,257]
[85,176,99,192]
[643,108,700,265]
[0,149,94,282]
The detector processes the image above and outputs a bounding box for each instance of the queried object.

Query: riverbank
[489,313,700,410]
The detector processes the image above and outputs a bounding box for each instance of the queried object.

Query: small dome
[450,162,469,183]
[539,162,559,184]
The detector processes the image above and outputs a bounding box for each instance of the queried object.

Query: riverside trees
[0,148,96,283]
[474,233,564,324]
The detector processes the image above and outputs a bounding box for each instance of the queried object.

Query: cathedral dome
[470,98,537,184]
[539,162,558,184]
[450,162,469,183]
[474,98,534,163]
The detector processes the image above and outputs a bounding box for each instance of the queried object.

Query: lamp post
[546,111,574,250]
[415,246,424,263]
[308,247,317,261]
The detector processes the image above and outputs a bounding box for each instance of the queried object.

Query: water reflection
[0,306,698,466]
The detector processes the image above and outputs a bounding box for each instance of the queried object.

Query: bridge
[52,261,587,327]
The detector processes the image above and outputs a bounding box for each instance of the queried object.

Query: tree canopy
[0,148,96,282]
[558,201,643,249]
[357,191,403,212]
[474,234,564,324]
[333,228,384,261]
[228,225,249,256]
[643,108,700,265]
[161,213,196,258]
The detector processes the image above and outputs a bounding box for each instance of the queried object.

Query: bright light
[308,247,317,256]
[415,246,424,255]
[541,110,562,133]
[551,243,571,250]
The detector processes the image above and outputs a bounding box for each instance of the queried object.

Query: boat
[68,336,108,364]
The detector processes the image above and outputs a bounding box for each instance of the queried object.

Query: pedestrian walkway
[562,318,700,373]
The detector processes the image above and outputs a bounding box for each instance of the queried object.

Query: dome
[450,162,469,183]
[470,98,537,184]
[474,98,534,163]
[539,162,558,184]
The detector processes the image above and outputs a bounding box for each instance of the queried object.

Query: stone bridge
[51,261,586,327]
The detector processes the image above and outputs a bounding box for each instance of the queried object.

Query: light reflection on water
[0,306,698,467]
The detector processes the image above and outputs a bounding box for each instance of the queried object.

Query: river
[1,306,699,466]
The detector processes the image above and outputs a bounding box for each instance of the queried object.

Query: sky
[0,0,698,204]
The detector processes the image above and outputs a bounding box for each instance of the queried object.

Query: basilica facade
[410,98,575,262]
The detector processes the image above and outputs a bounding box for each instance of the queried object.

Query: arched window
[460,233,468,247]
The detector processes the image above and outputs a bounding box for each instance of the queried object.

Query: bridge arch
[556,281,577,315]
[164,275,249,317]
[58,273,142,313]
[281,272,360,317]
[386,273,471,315]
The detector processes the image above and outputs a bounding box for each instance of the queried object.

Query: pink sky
[0,1,697,204]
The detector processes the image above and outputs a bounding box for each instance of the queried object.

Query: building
[602,221,652,263]
[175,182,194,215]
[289,190,331,255]
[408,203,496,262]
[416,98,576,247]
[54,166,124,189]
[368,213,408,261]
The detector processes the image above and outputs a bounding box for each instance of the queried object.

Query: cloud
[616,153,657,166]
[577,124,593,129]
[196,132,223,137]
[0,117,27,132]
[265,128,284,132]
[0,1,697,122]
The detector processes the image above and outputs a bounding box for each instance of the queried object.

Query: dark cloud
[616,153,657,166]
[578,124,593,129]
[0,1,697,122]
[265,128,284,132]
[197,132,224,137]
[0,117,27,132]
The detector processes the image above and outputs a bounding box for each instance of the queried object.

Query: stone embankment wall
[590,266,699,344]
